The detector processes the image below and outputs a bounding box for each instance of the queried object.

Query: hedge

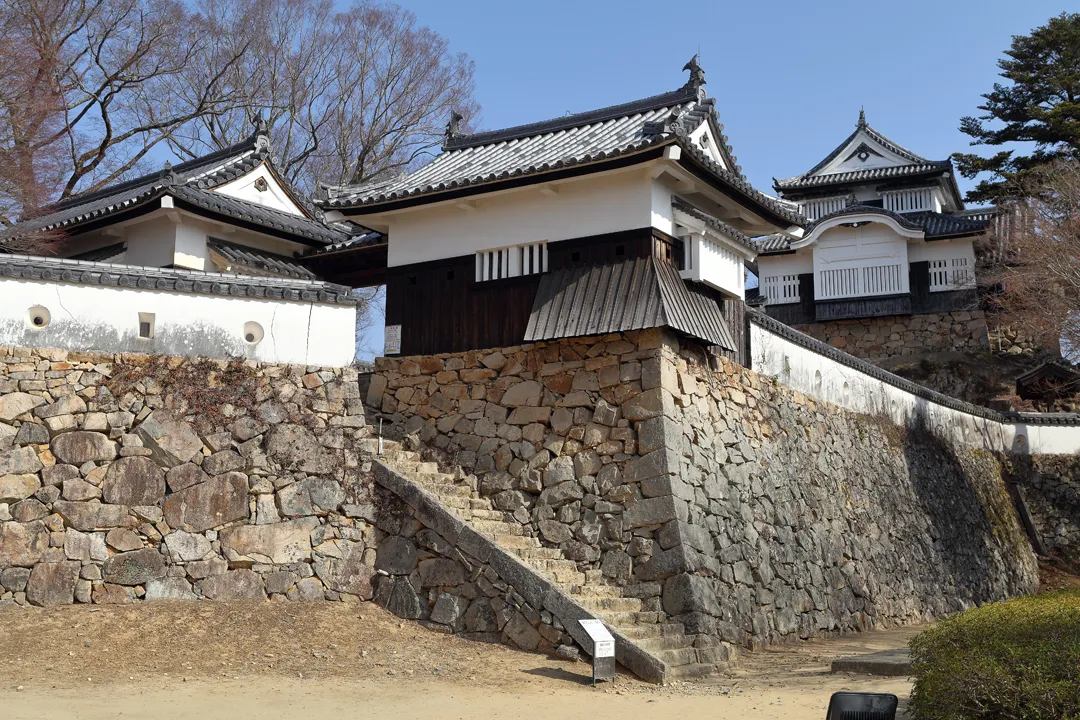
[909,590,1080,719]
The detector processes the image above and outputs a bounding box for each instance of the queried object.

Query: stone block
[662,573,721,616]
[0,474,39,503]
[430,592,469,627]
[135,412,203,467]
[166,463,208,493]
[50,432,116,466]
[202,450,246,476]
[504,612,542,651]
[162,472,249,532]
[53,501,131,531]
[103,548,166,586]
[102,456,165,506]
[220,517,318,564]
[418,558,465,587]
[199,569,266,600]
[62,478,101,501]
[623,496,678,528]
[164,530,212,561]
[501,380,542,407]
[0,393,46,422]
[385,577,421,619]
[0,520,48,566]
[14,422,49,446]
[507,407,551,425]
[145,577,197,601]
[621,387,672,421]
[0,447,43,476]
[26,561,79,607]
[376,536,418,575]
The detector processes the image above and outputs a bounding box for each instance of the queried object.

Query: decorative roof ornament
[682,55,707,100]
[159,161,177,186]
[444,110,465,147]
[858,107,867,129]
[252,111,271,151]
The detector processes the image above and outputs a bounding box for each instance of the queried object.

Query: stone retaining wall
[370,331,671,593]
[0,346,380,608]
[1008,455,1080,567]
[373,329,1039,651]
[793,310,989,362]
[662,340,1037,647]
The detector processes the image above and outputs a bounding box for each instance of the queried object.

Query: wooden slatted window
[761,274,800,304]
[929,257,974,292]
[476,242,547,281]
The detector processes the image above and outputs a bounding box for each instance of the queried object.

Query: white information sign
[578,619,615,658]
[384,324,402,355]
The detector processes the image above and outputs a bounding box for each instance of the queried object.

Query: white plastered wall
[0,277,356,367]
[750,321,1080,454]
[384,169,654,267]
[908,236,977,266]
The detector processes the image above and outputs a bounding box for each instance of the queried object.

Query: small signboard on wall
[384,324,401,355]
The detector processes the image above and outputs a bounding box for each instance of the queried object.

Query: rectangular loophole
[138,312,155,339]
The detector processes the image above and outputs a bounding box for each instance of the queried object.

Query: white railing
[882,188,935,213]
[761,274,800,304]
[818,263,905,300]
[929,258,974,291]
[476,241,547,282]
[799,196,848,221]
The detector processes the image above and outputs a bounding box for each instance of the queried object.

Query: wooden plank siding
[385,227,694,356]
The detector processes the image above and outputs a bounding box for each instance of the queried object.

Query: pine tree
[954,13,1080,204]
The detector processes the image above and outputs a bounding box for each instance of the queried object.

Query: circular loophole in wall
[26,305,51,330]
[243,321,264,345]
[814,370,823,393]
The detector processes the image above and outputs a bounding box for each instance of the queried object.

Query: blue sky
[354,0,1068,358]
[396,0,1064,197]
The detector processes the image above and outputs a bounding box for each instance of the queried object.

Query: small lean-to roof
[671,197,756,251]
[524,255,736,350]
[207,238,316,279]
[0,121,361,248]
[320,59,803,229]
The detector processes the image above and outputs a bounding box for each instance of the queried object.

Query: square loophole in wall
[138,312,155,339]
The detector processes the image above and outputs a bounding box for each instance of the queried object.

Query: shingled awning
[524,256,736,350]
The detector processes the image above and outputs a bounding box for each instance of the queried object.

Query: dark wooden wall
[385,228,678,356]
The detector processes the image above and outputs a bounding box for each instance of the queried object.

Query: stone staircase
[378,441,718,681]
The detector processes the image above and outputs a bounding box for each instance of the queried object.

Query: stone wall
[0,345,381,608]
[373,328,1039,651]
[370,330,669,584]
[1008,455,1080,568]
[662,340,1037,647]
[793,310,989,362]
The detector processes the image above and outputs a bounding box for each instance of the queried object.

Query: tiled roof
[774,161,953,190]
[671,197,756,251]
[524,255,736,351]
[207,239,316,279]
[0,127,360,248]
[751,234,793,253]
[320,100,688,208]
[300,229,386,257]
[0,253,357,304]
[754,204,991,255]
[320,62,802,228]
[901,210,990,238]
[169,186,352,245]
[69,242,127,263]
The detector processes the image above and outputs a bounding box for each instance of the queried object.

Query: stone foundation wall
[794,310,989,362]
[370,330,670,585]
[663,341,1037,647]
[373,329,1039,651]
[1008,455,1080,567]
[0,346,382,608]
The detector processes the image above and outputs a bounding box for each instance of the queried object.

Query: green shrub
[909,590,1080,719]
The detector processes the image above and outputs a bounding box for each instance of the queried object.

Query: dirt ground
[0,601,915,720]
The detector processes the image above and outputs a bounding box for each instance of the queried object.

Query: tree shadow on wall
[899,410,1032,608]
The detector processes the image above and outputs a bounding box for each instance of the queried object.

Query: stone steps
[379,450,716,683]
